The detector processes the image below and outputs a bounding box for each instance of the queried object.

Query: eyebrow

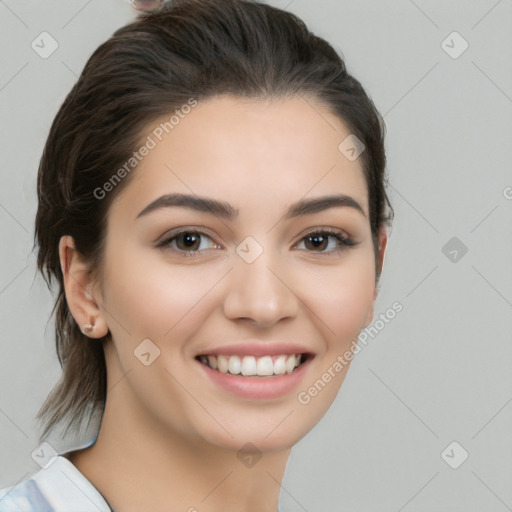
[136,193,366,221]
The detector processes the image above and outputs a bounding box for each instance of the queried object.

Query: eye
[156,227,357,258]
[156,228,220,257]
[295,228,357,255]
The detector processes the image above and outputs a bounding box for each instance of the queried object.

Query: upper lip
[195,341,315,358]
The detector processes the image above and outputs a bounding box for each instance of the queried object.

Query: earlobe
[365,228,389,326]
[363,303,374,329]
[373,228,388,301]
[58,236,109,338]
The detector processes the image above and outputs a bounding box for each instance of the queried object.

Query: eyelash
[156,227,357,258]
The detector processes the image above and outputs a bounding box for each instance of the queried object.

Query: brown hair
[35,0,393,443]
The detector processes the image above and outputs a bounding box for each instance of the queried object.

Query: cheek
[295,256,375,348]
[102,236,375,350]
[332,273,375,338]
[101,246,225,340]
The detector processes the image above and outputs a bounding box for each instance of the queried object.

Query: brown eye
[296,229,357,255]
[304,233,329,252]
[156,229,219,257]
[175,232,201,251]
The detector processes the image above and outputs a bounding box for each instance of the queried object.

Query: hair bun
[131,0,165,12]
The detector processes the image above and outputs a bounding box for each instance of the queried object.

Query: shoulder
[0,454,110,512]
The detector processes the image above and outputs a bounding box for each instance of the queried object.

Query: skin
[60,94,387,512]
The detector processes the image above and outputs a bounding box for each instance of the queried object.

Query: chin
[188,405,327,455]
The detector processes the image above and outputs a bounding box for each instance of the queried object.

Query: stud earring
[81,324,94,336]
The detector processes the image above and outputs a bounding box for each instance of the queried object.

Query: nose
[222,250,299,329]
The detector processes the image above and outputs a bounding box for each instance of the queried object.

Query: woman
[0,0,393,510]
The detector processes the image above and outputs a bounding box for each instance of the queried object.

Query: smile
[196,354,306,377]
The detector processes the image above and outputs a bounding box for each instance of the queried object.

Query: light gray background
[1,1,511,510]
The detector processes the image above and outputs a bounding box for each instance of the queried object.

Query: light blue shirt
[0,442,110,512]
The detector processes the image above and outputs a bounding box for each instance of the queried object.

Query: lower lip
[197,357,313,400]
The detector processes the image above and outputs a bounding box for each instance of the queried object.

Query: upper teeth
[198,354,303,376]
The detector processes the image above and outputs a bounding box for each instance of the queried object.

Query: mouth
[195,353,313,377]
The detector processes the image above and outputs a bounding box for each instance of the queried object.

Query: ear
[363,227,388,327]
[373,227,388,300]
[58,235,109,338]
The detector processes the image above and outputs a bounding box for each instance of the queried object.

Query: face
[88,95,384,453]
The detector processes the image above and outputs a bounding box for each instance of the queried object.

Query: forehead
[114,94,369,221]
